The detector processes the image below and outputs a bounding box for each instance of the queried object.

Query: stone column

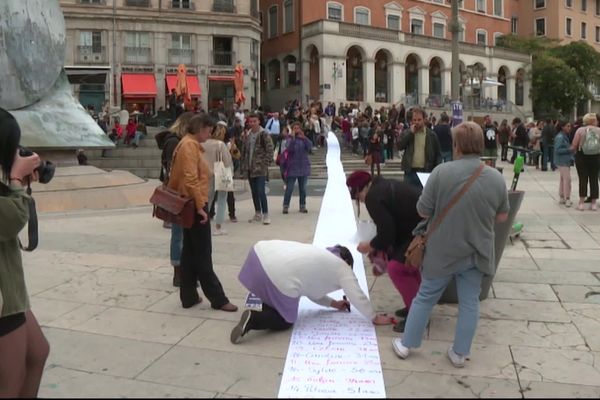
[418,66,429,106]
[302,59,311,105]
[442,67,451,101]
[506,75,516,106]
[389,62,404,104]
[330,57,346,105]
[523,77,532,115]
[364,59,375,104]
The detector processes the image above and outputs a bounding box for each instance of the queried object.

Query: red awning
[165,75,202,96]
[208,75,235,82]
[121,73,157,98]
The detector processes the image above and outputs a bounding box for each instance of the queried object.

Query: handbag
[405,164,485,268]
[149,143,196,228]
[364,154,373,165]
[214,150,235,192]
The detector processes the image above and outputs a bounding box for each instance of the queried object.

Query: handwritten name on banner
[279,309,385,398]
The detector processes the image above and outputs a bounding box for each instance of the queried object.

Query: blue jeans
[249,176,268,214]
[402,265,483,356]
[208,178,227,226]
[542,143,555,170]
[283,176,308,209]
[170,223,183,266]
[441,150,453,163]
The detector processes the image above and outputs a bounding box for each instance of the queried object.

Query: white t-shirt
[352,127,359,140]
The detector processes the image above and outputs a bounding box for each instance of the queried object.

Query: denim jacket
[553,131,573,167]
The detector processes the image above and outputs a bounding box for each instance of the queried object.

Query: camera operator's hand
[10,150,40,185]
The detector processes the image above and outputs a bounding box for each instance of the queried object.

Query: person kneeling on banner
[346,170,423,334]
[230,240,391,344]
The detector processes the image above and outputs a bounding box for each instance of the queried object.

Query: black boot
[172,265,181,287]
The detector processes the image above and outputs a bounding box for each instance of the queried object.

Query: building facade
[513,0,600,113]
[260,0,533,118]
[60,0,261,114]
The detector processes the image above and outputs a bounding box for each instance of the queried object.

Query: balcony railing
[213,50,235,66]
[212,1,235,13]
[125,0,150,7]
[168,48,194,65]
[124,47,152,64]
[338,22,399,41]
[77,45,107,64]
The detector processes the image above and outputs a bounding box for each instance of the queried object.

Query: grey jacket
[398,127,442,172]
[416,156,509,278]
[241,127,274,178]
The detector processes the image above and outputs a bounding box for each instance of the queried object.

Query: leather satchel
[149,142,196,228]
[149,185,195,228]
[405,164,485,268]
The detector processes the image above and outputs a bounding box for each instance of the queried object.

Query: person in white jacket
[231,240,391,344]
[202,121,233,235]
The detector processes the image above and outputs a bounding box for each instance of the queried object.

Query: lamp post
[448,0,463,126]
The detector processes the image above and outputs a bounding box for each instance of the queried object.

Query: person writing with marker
[230,240,392,344]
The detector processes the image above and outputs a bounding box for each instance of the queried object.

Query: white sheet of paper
[278,132,386,399]
[417,172,431,187]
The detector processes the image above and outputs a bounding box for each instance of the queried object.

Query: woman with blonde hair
[392,121,509,368]
[156,111,195,286]
[570,113,600,211]
[203,120,233,235]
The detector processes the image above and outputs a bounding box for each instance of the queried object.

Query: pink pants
[558,166,571,200]
[387,259,422,310]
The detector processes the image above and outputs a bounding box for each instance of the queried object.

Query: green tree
[496,34,558,58]
[549,41,600,87]
[531,54,586,119]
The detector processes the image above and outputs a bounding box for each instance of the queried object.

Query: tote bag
[214,150,235,192]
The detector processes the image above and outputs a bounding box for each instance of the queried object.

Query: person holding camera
[0,108,50,397]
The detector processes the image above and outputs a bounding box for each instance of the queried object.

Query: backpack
[581,127,600,155]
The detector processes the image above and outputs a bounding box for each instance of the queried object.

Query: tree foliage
[497,35,600,118]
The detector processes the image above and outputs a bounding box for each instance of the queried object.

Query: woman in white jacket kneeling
[231,240,391,344]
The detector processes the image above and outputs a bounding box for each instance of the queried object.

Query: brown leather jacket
[167,135,210,210]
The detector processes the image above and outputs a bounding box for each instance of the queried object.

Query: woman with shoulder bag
[0,108,50,397]
[346,170,423,333]
[157,112,194,287]
[167,114,238,312]
[392,121,509,368]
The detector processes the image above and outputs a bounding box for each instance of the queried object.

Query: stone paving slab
[520,381,600,398]
[492,283,558,301]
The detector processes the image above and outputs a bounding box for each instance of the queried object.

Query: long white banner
[277,133,386,398]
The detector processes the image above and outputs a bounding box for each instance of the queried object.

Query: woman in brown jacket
[167,114,238,311]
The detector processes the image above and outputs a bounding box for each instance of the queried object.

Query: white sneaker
[213,227,227,236]
[447,347,465,368]
[392,338,410,359]
[262,214,271,225]
[248,214,262,223]
[565,199,573,208]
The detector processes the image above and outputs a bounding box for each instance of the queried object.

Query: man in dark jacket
[541,119,556,171]
[510,117,529,164]
[433,113,452,162]
[397,107,442,188]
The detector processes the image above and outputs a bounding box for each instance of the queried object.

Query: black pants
[248,303,293,332]
[575,153,600,199]
[500,143,509,161]
[510,147,527,164]
[180,209,229,309]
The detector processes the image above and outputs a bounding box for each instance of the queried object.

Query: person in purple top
[282,121,312,214]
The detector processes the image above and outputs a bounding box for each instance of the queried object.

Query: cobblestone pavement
[26,159,600,398]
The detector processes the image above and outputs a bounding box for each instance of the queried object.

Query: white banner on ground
[278,133,386,398]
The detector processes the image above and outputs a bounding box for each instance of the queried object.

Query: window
[460,23,466,41]
[565,0,573,7]
[433,22,445,38]
[566,17,572,35]
[411,19,423,35]
[511,17,518,34]
[213,36,233,66]
[597,0,600,15]
[268,6,278,38]
[534,0,545,9]
[387,14,400,30]
[494,0,503,16]
[125,0,150,6]
[171,33,191,49]
[476,29,487,45]
[213,0,234,12]
[172,0,191,8]
[80,31,102,53]
[535,18,546,36]
[582,22,587,38]
[283,0,294,33]
[493,32,503,45]
[355,7,370,25]
[477,0,486,13]
[251,0,259,18]
[124,32,150,63]
[126,32,149,48]
[80,0,103,4]
[596,26,600,42]
[582,0,588,11]
[327,2,343,21]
